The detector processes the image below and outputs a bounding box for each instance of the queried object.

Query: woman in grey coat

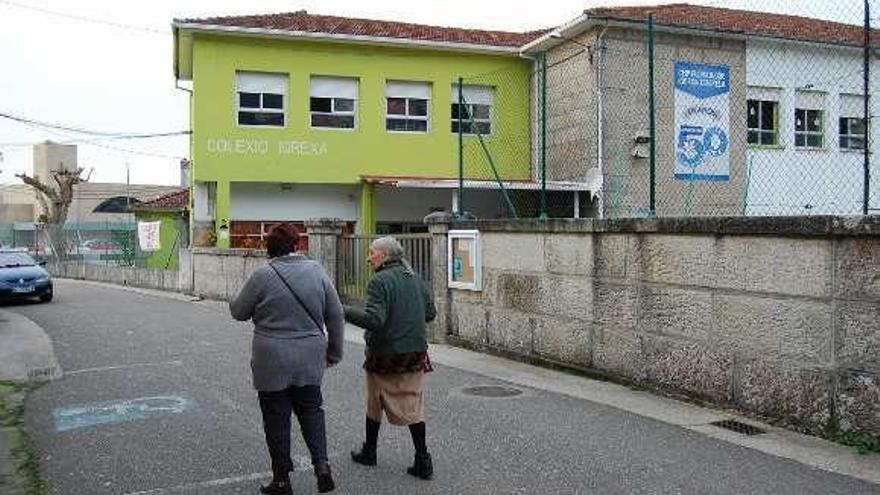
[230,224,344,495]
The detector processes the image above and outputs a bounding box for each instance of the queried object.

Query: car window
[0,253,36,267]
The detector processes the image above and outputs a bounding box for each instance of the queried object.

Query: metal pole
[541,52,548,219]
[126,162,132,266]
[648,13,657,216]
[458,77,464,217]
[864,0,871,216]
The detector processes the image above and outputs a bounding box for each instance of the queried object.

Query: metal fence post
[864,0,871,215]
[541,52,548,219]
[648,13,657,217]
[458,77,465,218]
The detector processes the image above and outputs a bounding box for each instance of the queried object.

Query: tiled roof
[586,3,877,48]
[133,188,188,212]
[179,10,546,48]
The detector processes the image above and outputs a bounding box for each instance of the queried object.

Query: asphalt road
[9,279,880,494]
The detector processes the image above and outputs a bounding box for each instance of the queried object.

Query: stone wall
[437,215,880,435]
[49,262,182,293]
[190,247,266,301]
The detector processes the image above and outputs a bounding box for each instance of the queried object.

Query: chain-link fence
[0,222,187,270]
[458,1,879,219]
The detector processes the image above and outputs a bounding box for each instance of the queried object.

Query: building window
[386,81,431,132]
[310,76,357,129]
[795,109,824,148]
[839,94,867,151]
[451,84,494,135]
[747,99,778,146]
[236,72,287,127]
[839,117,867,150]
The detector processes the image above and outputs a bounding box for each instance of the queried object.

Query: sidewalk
[0,386,27,495]
[0,308,61,495]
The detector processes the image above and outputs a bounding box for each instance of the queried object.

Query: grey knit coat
[230,254,345,392]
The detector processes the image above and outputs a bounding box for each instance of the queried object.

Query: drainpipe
[175,78,194,247]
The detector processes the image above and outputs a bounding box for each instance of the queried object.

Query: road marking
[121,471,273,495]
[66,360,183,376]
[121,456,313,495]
[52,395,192,432]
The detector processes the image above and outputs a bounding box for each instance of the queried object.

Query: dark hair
[266,224,300,258]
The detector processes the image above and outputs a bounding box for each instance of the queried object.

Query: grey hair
[371,236,404,260]
[371,236,413,273]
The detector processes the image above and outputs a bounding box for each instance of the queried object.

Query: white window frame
[236,71,287,128]
[794,108,825,149]
[385,81,431,133]
[746,99,779,147]
[310,76,358,131]
[451,84,494,136]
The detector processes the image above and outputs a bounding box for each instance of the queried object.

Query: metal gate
[336,234,432,302]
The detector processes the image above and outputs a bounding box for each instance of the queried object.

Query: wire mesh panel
[595,1,878,218]
[19,222,187,270]
[459,2,878,220]
[456,64,537,219]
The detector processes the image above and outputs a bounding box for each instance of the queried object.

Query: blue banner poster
[674,62,730,181]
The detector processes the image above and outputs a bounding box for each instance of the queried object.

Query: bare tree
[16,166,93,257]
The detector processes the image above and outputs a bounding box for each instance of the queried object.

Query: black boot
[314,460,335,493]
[260,476,292,495]
[406,452,433,480]
[350,442,377,466]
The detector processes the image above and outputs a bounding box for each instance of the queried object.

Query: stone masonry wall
[442,216,880,435]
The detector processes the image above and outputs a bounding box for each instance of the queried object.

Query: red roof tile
[134,189,188,212]
[586,3,876,48]
[179,10,546,48]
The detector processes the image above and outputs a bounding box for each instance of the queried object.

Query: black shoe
[315,461,335,493]
[406,452,433,480]
[260,478,292,495]
[350,443,377,466]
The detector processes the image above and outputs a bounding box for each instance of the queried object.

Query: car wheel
[39,292,53,303]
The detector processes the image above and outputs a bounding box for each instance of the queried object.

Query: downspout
[595,26,608,218]
[174,24,194,244]
[518,51,545,191]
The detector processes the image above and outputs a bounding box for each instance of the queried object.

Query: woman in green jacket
[344,236,437,480]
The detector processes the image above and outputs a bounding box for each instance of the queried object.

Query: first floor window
[386,81,431,132]
[747,99,778,146]
[236,71,287,127]
[839,117,867,150]
[451,84,494,135]
[310,76,357,129]
[795,108,824,148]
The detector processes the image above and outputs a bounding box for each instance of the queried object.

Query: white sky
[0,0,860,185]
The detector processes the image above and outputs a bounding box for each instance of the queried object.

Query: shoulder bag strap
[268,261,324,331]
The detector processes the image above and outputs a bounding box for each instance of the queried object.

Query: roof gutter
[172,22,522,55]
[520,13,591,54]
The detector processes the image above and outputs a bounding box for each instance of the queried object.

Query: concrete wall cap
[304,218,346,228]
[453,215,880,237]
[424,211,454,224]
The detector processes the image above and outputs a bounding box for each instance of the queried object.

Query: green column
[359,182,377,235]
[215,181,231,248]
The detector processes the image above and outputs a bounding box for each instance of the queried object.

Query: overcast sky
[0,0,861,186]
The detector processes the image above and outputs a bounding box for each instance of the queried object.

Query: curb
[0,309,62,383]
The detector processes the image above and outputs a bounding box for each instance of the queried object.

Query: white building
[524,4,880,217]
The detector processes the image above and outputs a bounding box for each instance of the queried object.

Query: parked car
[76,238,122,255]
[0,251,53,303]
